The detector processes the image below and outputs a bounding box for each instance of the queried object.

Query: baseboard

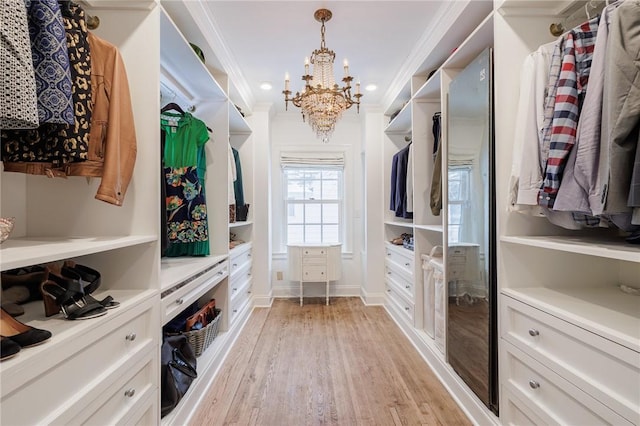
[359,287,385,305]
[383,303,500,426]
[252,292,273,307]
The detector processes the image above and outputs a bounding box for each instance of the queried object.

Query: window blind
[280,152,345,169]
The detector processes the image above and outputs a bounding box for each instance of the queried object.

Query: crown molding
[380,0,470,112]
[184,2,256,112]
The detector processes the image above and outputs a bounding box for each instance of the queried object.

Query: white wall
[269,111,364,299]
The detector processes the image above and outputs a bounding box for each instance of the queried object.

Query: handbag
[160,334,198,417]
[185,299,216,331]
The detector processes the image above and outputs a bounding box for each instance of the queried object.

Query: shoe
[40,276,107,320]
[60,263,119,309]
[1,265,47,303]
[0,337,21,361]
[0,302,24,317]
[0,308,51,349]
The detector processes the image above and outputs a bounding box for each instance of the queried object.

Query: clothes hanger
[161,102,185,114]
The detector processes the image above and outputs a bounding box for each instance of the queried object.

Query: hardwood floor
[190,297,471,426]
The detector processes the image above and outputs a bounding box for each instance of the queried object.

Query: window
[448,167,471,244]
[283,167,343,244]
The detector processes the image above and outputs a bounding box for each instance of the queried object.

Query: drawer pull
[528,380,540,389]
[233,287,238,292]
[176,298,184,305]
[233,309,238,313]
[247,253,252,258]
[405,285,410,289]
[233,263,238,268]
[247,290,252,294]
[387,289,391,293]
[248,272,252,276]
[124,388,136,398]
[528,329,540,337]
[125,333,137,341]
[387,271,391,275]
[405,263,410,267]
[405,307,410,311]
[217,271,224,276]
[387,252,391,256]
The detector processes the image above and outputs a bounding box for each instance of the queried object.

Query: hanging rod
[86,13,100,30]
[549,0,607,36]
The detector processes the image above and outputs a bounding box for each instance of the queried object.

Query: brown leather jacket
[64,32,137,206]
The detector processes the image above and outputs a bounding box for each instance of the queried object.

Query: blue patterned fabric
[26,0,74,124]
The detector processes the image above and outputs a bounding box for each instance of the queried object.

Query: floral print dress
[161,111,210,256]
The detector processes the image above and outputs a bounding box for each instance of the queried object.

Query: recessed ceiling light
[260,82,273,90]
[365,84,377,92]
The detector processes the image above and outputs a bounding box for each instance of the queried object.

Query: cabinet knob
[233,287,237,292]
[232,263,238,268]
[321,272,324,275]
[528,329,540,337]
[247,253,251,258]
[528,380,540,389]
[124,388,136,398]
[387,271,391,275]
[218,271,225,276]
[387,289,391,293]
[247,290,252,294]
[387,252,391,256]
[125,333,137,341]
[405,307,410,311]
[176,298,184,305]
[405,263,410,267]
[405,285,410,289]
[248,272,252,277]
[233,309,238,313]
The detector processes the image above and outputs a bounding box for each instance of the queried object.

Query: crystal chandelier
[283,9,362,143]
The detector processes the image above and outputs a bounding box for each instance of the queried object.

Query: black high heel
[0,308,51,349]
[40,279,107,320]
[60,263,119,309]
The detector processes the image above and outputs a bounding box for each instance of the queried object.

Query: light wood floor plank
[189,297,471,426]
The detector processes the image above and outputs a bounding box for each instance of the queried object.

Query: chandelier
[283,8,362,143]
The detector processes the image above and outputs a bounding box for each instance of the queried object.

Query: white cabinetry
[494,1,640,425]
[288,244,342,306]
[0,1,160,424]
[229,242,253,325]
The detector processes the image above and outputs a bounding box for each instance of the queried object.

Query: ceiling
[201,1,446,114]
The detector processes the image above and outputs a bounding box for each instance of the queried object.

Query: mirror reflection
[446,47,497,413]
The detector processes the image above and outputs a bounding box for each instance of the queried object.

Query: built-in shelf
[229,104,251,135]
[81,0,156,10]
[502,287,640,353]
[385,220,414,229]
[229,221,253,229]
[497,0,578,16]
[414,69,442,100]
[0,235,156,271]
[442,12,494,70]
[160,9,226,102]
[501,235,640,263]
[160,254,228,292]
[414,224,444,233]
[385,102,412,134]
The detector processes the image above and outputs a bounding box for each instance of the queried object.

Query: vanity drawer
[302,265,327,281]
[385,244,414,276]
[161,260,228,324]
[303,247,327,256]
[501,341,633,426]
[502,295,640,420]
[231,270,252,303]
[501,388,547,426]
[1,304,156,425]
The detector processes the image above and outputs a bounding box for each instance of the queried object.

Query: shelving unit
[494,1,640,423]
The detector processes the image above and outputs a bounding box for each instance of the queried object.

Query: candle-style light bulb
[304,57,310,75]
[343,59,349,77]
[285,72,290,91]
[356,80,361,95]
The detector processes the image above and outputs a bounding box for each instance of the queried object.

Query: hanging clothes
[389,143,412,219]
[406,142,414,214]
[2,0,91,167]
[162,111,210,257]
[232,147,245,208]
[0,0,39,129]
[430,112,442,216]
[26,0,74,125]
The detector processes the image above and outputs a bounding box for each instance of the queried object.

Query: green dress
[161,111,210,256]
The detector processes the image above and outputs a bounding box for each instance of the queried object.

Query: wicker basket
[184,308,222,357]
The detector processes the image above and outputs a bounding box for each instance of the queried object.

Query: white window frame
[448,166,471,244]
[282,167,344,245]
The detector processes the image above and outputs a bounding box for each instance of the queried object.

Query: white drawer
[302,265,327,281]
[161,260,227,325]
[230,287,252,325]
[385,263,414,300]
[501,388,546,426]
[385,244,414,276]
[303,256,327,265]
[230,246,252,276]
[231,271,252,303]
[1,304,156,425]
[502,295,640,421]
[501,341,633,426]
[68,353,156,425]
[303,247,327,256]
[386,281,414,324]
